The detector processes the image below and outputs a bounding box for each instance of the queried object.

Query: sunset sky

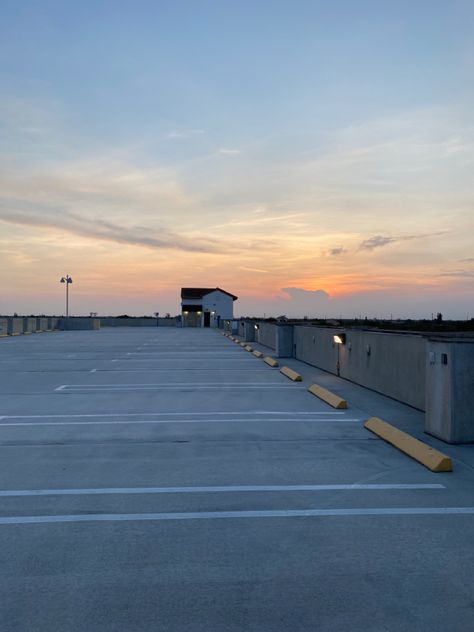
[1,1,473,318]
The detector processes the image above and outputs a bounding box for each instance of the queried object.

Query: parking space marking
[89,369,269,373]
[1,507,473,526]
[0,484,445,497]
[0,412,347,419]
[54,384,307,392]
[0,417,362,426]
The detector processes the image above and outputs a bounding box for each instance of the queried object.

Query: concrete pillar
[23,317,37,333]
[0,318,8,336]
[276,325,294,358]
[243,322,256,342]
[425,336,474,443]
[8,318,23,335]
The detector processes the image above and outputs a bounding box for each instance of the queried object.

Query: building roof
[181,287,238,301]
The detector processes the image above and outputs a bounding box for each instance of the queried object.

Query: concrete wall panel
[8,318,23,335]
[426,338,474,443]
[295,326,426,410]
[23,317,37,333]
[61,318,100,330]
[256,323,276,350]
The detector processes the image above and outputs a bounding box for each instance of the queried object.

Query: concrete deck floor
[0,327,473,632]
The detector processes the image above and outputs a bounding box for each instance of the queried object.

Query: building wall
[182,291,234,327]
[202,291,234,324]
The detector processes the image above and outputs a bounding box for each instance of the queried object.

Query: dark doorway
[204,312,211,327]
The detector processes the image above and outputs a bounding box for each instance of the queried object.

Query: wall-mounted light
[183,311,189,315]
[333,333,346,345]
[211,311,215,315]
[254,324,259,330]
[197,311,202,315]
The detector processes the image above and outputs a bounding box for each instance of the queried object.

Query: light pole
[60,275,73,317]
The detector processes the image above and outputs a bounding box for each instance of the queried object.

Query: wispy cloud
[0,208,224,254]
[359,235,395,251]
[327,247,347,256]
[239,266,269,274]
[438,270,474,278]
[165,129,205,139]
[218,148,241,156]
[359,231,448,252]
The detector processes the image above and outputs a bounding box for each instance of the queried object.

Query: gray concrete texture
[1,328,474,631]
[295,326,426,410]
[0,318,8,337]
[61,318,101,330]
[99,317,177,327]
[22,317,37,333]
[7,318,25,335]
[256,322,277,349]
[425,337,474,443]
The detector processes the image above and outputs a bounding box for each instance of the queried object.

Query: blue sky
[1,1,473,317]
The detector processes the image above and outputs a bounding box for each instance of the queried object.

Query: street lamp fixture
[333,334,346,345]
[60,275,73,317]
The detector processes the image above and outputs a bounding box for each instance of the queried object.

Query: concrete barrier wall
[61,318,100,330]
[8,318,24,335]
[99,318,177,327]
[425,337,474,443]
[0,318,8,336]
[294,326,426,410]
[256,323,277,350]
[37,317,49,331]
[23,317,37,333]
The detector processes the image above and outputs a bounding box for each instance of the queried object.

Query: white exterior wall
[203,291,234,326]
[181,291,234,327]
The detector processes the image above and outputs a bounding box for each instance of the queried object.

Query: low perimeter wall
[23,317,37,333]
[294,326,426,410]
[256,323,277,350]
[60,318,100,330]
[99,317,177,327]
[0,319,8,336]
[244,321,426,410]
[8,318,24,335]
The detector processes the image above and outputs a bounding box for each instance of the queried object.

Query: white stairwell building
[180,287,238,328]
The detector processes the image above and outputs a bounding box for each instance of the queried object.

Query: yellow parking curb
[245,346,253,352]
[264,357,279,368]
[364,417,453,472]
[280,367,302,381]
[308,383,347,409]
[253,350,264,358]
[240,342,247,347]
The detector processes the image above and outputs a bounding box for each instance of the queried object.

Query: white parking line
[1,507,473,525]
[0,484,445,497]
[59,382,292,387]
[110,358,256,362]
[0,418,361,426]
[0,412,346,419]
[90,369,268,373]
[55,385,306,392]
